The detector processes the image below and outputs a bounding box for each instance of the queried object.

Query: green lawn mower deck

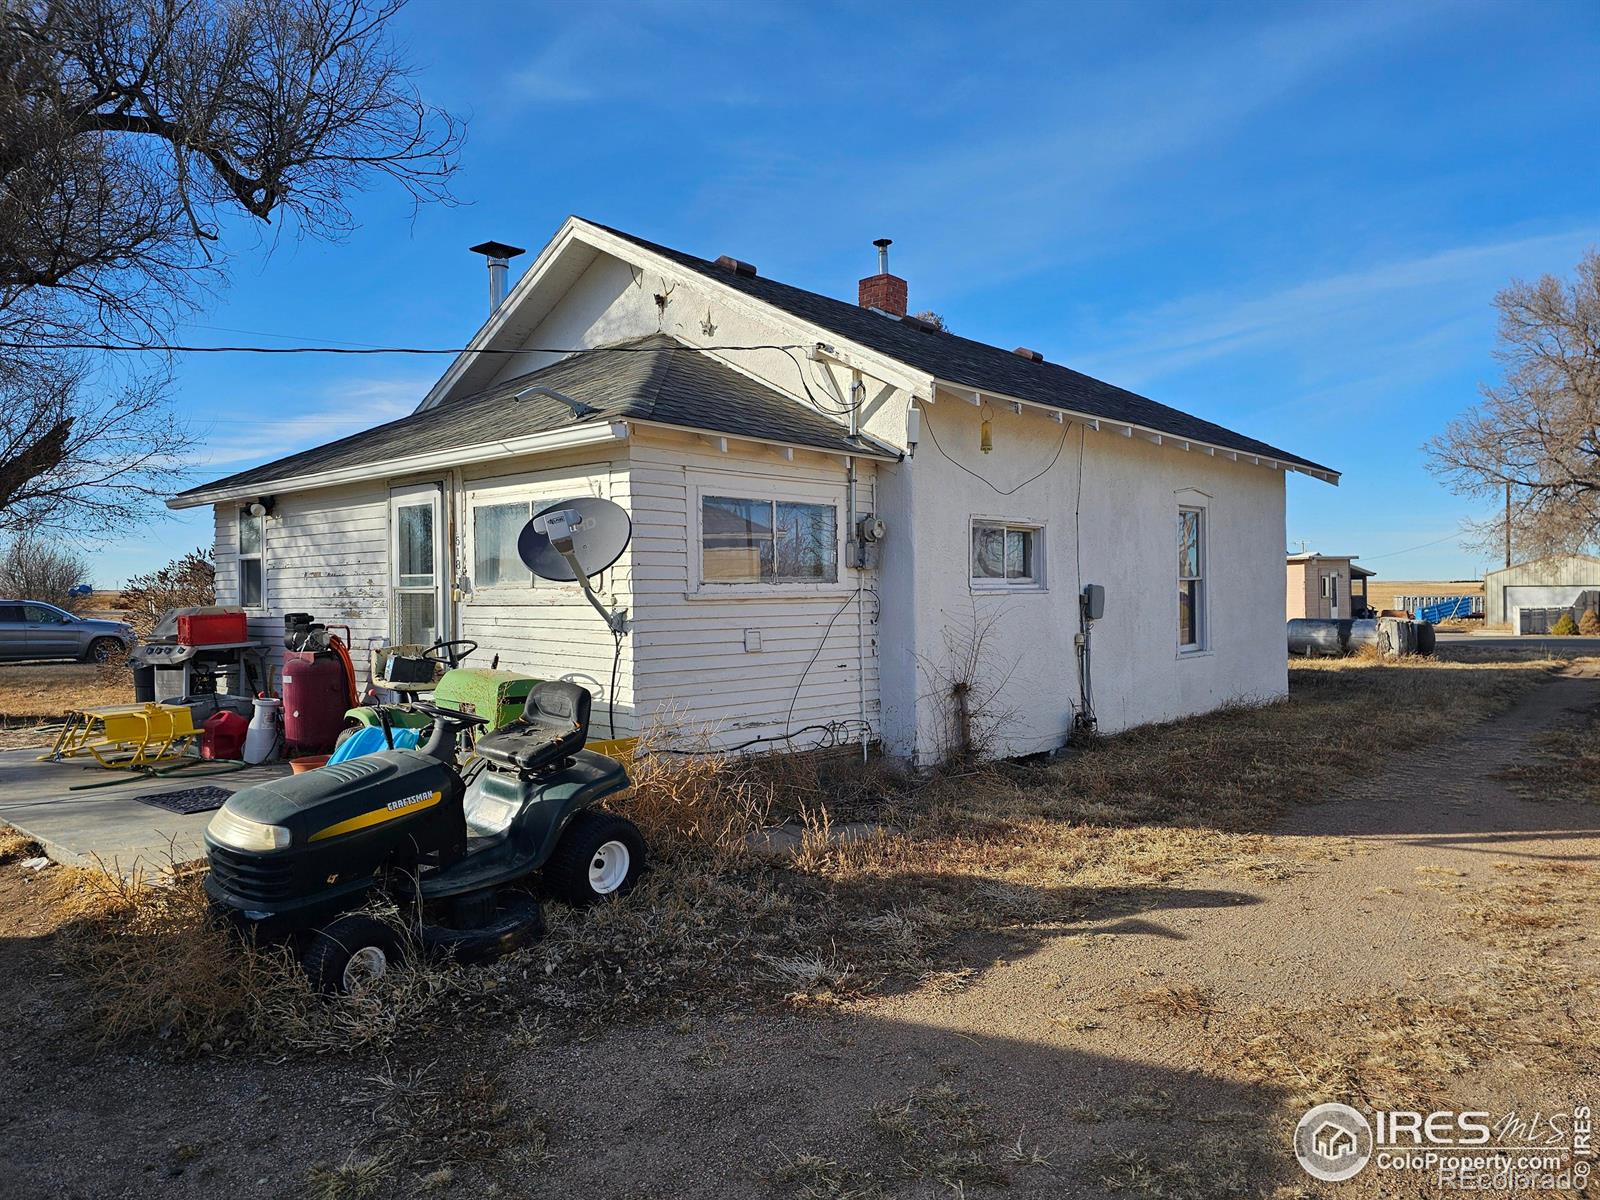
[204,681,644,993]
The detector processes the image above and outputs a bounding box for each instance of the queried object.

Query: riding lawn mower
[203,680,643,994]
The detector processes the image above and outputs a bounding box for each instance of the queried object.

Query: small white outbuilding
[169,217,1337,765]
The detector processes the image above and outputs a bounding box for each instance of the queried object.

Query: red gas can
[201,709,249,761]
[281,650,349,755]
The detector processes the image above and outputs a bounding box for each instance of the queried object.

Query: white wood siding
[627,430,879,751]
[213,482,390,682]
[455,458,636,736]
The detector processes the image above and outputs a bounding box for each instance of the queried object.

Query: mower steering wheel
[422,639,477,669]
[408,701,489,728]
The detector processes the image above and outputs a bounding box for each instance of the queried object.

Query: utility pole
[1504,480,1512,569]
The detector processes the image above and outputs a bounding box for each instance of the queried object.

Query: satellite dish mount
[518,498,631,636]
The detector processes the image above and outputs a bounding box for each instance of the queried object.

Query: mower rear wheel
[301,914,404,996]
[545,811,645,906]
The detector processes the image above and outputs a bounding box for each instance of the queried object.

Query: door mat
[135,786,233,815]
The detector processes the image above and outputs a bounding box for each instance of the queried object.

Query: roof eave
[625,418,900,462]
[167,420,631,510]
[929,377,1339,484]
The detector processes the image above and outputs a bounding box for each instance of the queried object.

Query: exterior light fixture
[980,402,994,454]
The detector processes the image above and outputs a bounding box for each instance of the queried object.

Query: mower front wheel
[545,811,645,906]
[301,914,404,996]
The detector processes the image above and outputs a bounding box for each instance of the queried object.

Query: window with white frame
[238,507,264,607]
[970,520,1042,587]
[1178,506,1205,649]
[700,495,838,584]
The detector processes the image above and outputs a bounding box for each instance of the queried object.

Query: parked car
[0,601,136,663]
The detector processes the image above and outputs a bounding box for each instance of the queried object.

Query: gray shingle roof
[175,334,888,498]
[594,223,1334,475]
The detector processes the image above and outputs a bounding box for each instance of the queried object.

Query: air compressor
[279,616,356,756]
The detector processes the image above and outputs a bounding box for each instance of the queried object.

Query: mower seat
[473,681,591,775]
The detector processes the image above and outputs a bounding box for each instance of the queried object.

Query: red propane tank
[201,709,249,761]
[281,649,349,755]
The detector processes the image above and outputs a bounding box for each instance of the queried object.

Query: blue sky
[93,0,1600,586]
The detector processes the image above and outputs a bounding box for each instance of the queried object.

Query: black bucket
[131,662,155,702]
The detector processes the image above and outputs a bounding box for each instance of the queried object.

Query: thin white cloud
[1069,227,1600,390]
[189,375,428,470]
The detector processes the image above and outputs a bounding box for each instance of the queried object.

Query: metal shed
[1484,554,1600,631]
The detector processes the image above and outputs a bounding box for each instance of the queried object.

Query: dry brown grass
[21,654,1570,1060]
[1496,710,1600,804]
[0,822,40,863]
[42,858,509,1057]
[0,663,134,747]
[767,1078,1051,1200]
[0,663,132,719]
[507,655,1564,1033]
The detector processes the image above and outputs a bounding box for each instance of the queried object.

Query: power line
[1361,530,1465,560]
[0,335,870,419]
[0,338,817,357]
[918,401,1071,496]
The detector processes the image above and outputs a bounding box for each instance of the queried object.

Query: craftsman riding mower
[202,680,645,994]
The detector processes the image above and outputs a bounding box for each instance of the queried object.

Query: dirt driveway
[2,662,1597,1199]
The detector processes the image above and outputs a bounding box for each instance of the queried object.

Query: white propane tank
[243,697,281,764]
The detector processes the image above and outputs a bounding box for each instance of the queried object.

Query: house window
[238,508,264,607]
[473,501,535,588]
[1178,507,1204,649]
[700,495,838,584]
[971,520,1041,587]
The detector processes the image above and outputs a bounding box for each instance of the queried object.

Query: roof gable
[588,222,1334,477]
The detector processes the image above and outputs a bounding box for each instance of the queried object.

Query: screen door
[391,483,443,647]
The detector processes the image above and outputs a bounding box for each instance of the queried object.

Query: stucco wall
[870,393,1287,763]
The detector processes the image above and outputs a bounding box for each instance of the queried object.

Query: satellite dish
[518,497,632,582]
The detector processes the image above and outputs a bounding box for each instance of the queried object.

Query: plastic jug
[242,697,281,764]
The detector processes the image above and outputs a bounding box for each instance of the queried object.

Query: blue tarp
[1413,597,1475,623]
[327,724,422,763]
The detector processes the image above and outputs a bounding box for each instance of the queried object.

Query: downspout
[849,371,867,763]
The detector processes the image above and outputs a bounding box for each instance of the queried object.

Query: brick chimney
[858,237,907,316]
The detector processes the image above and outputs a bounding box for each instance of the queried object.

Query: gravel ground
[1,666,1596,1198]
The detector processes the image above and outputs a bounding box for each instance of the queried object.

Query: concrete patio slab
[0,747,290,871]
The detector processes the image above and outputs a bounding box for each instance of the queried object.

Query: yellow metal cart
[44,703,201,770]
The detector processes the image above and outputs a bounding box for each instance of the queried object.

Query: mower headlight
[206,807,291,853]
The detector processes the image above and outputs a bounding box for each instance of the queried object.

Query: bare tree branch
[1427,249,1600,562]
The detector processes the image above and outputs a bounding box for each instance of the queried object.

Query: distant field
[1367,577,1483,612]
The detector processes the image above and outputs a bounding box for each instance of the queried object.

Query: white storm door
[391,483,443,647]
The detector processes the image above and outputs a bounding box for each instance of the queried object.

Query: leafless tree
[1428,250,1600,561]
[1,0,464,347]
[118,545,213,635]
[0,533,90,607]
[0,0,463,534]
[0,350,188,534]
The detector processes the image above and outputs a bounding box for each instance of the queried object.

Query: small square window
[971,521,1041,587]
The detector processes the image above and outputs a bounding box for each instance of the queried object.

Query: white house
[169,218,1337,765]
